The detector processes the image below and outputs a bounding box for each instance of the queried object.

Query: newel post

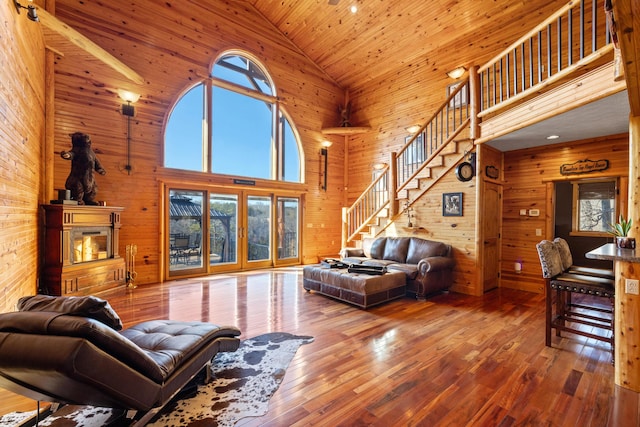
[389,152,398,217]
[614,114,640,391]
[469,65,480,140]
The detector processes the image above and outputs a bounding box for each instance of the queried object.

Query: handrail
[396,78,471,193]
[478,0,611,115]
[342,164,391,245]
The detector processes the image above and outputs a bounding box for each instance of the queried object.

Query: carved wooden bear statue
[61,132,106,205]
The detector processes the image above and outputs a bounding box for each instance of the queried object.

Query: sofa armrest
[417,256,455,274]
[340,247,365,258]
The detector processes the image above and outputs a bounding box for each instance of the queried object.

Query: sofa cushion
[386,263,419,280]
[407,238,449,264]
[368,238,387,260]
[17,295,123,331]
[382,237,410,263]
[362,259,398,268]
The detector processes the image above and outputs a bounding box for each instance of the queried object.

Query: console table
[586,243,640,391]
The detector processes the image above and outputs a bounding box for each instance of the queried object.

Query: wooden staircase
[342,78,474,247]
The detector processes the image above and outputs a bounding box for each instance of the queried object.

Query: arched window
[164,52,302,182]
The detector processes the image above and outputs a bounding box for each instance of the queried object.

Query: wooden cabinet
[42,205,126,296]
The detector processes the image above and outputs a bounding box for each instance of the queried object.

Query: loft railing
[342,164,390,245]
[478,0,612,117]
[395,77,472,195]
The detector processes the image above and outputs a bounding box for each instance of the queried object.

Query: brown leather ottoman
[302,265,406,308]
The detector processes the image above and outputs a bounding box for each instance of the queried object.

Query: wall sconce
[14,0,39,21]
[446,66,466,79]
[321,140,332,191]
[118,90,140,174]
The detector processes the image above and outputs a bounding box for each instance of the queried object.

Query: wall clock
[455,161,474,182]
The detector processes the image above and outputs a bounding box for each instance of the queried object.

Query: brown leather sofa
[0,295,241,425]
[340,236,455,299]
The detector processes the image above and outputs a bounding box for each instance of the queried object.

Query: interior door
[482,181,502,292]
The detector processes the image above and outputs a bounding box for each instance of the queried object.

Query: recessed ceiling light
[350,5,357,13]
[546,135,560,140]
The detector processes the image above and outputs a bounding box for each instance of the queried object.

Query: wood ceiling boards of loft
[46,0,565,92]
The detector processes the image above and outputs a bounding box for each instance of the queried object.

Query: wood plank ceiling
[247,0,565,90]
[42,0,565,92]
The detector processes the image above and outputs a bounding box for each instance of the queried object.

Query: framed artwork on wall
[443,192,463,216]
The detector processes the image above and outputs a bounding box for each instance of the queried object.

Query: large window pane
[169,190,204,271]
[277,197,298,259]
[247,196,271,262]
[165,84,205,171]
[282,116,301,182]
[210,193,238,265]
[212,87,272,179]
[212,54,273,95]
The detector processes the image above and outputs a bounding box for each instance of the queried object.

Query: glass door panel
[209,193,238,267]
[246,195,272,266]
[169,189,205,274]
[276,197,299,264]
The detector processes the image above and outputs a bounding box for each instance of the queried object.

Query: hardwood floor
[1,267,639,426]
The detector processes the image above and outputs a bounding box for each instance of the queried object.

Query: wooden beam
[613,0,640,115]
[37,9,144,85]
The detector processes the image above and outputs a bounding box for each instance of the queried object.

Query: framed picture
[447,82,468,108]
[443,192,463,216]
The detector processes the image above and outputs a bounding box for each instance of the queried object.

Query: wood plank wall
[0,2,46,312]
[500,134,629,293]
[47,0,345,284]
[345,64,481,293]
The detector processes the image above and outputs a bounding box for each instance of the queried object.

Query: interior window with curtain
[573,180,616,234]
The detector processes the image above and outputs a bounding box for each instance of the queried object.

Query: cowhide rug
[0,332,313,427]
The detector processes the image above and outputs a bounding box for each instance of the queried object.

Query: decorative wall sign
[443,192,463,216]
[560,159,609,175]
[233,178,256,185]
[485,165,499,179]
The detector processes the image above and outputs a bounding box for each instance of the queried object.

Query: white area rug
[0,332,313,427]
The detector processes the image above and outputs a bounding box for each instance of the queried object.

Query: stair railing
[478,0,612,118]
[342,164,391,247]
[395,77,472,196]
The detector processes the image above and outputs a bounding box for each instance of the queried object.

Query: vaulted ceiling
[248,0,564,90]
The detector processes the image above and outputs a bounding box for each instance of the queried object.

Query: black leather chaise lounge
[0,295,241,426]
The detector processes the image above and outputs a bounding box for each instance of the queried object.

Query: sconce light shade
[14,0,39,21]
[117,90,141,103]
[446,66,466,79]
[118,90,140,117]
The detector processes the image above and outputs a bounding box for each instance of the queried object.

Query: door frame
[161,182,302,280]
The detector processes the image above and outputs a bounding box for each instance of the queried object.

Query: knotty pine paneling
[501,134,629,293]
[346,60,482,294]
[0,2,46,312]
[48,0,344,283]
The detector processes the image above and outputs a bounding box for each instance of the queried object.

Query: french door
[166,186,300,278]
